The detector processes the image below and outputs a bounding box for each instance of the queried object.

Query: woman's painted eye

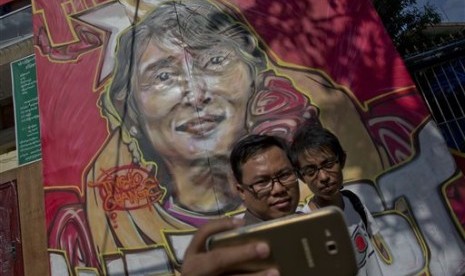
[203,55,232,71]
[210,56,225,65]
[157,72,170,81]
[198,48,235,71]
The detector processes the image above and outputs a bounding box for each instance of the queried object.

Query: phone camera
[326,240,338,255]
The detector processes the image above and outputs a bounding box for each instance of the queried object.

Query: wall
[0,161,49,276]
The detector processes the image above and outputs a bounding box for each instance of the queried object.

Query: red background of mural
[233,0,415,101]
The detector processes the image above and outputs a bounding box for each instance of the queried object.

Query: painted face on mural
[134,38,253,161]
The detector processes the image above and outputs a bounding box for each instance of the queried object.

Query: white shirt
[301,196,383,276]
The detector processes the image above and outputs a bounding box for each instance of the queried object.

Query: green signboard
[11,55,42,165]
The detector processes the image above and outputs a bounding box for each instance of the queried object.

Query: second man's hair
[290,125,346,170]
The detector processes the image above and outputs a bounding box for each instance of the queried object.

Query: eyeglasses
[243,169,298,198]
[299,158,339,178]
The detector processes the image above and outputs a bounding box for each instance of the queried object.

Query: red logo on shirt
[355,233,368,252]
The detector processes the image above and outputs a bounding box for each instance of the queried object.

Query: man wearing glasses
[290,124,384,275]
[230,134,300,225]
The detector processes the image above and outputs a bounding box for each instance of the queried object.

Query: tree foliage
[373,0,441,55]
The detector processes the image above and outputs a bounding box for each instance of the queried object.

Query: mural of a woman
[38,0,465,275]
[80,0,383,273]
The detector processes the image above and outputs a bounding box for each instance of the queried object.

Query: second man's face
[297,148,343,201]
[238,146,300,221]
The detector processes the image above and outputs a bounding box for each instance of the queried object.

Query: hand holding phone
[181,217,279,276]
[206,206,357,276]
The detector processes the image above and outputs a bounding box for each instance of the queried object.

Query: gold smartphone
[206,206,357,276]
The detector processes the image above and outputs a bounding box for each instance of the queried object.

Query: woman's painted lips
[175,114,226,136]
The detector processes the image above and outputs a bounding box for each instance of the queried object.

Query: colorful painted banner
[34,0,465,275]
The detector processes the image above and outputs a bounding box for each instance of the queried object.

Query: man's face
[297,148,343,201]
[133,38,252,161]
[238,146,300,221]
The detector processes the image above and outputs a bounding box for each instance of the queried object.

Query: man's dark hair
[230,134,290,184]
[290,124,346,173]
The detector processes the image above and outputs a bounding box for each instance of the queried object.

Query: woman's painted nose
[183,76,212,108]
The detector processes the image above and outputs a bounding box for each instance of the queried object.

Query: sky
[417,0,465,22]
